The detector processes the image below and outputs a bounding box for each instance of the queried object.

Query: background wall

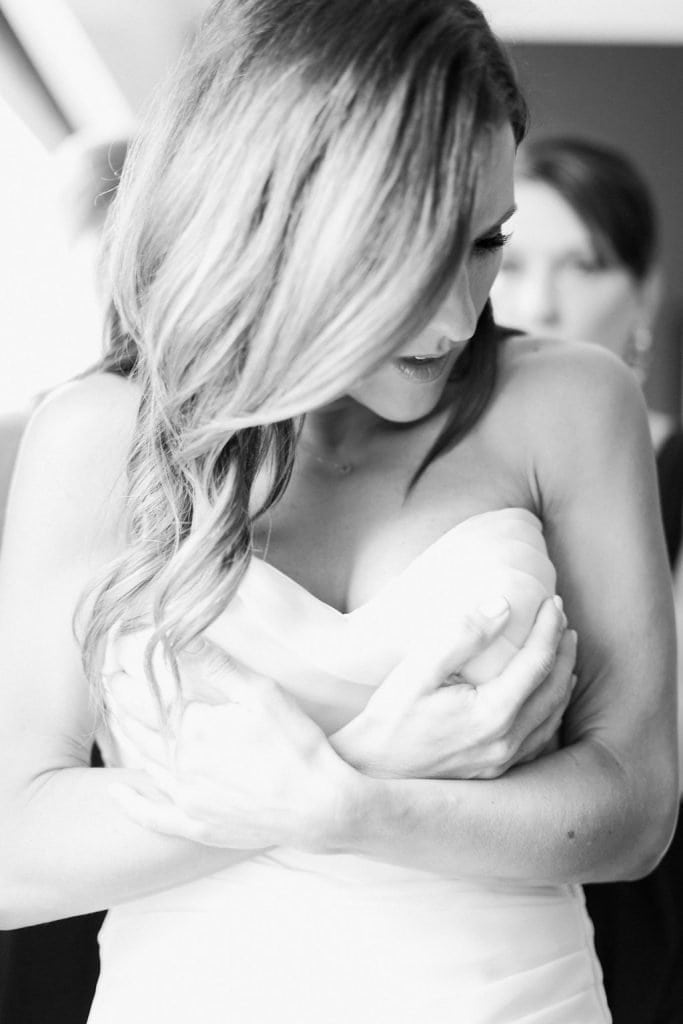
[507,43,683,417]
[2,3,682,416]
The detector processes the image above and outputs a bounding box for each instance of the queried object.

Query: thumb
[373,594,511,704]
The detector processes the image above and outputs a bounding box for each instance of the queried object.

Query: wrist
[314,763,390,856]
[329,712,375,773]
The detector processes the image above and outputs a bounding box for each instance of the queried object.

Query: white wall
[0,99,102,412]
[481,0,683,44]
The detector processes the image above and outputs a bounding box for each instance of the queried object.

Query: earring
[627,324,653,386]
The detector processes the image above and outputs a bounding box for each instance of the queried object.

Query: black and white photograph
[1,2,682,1021]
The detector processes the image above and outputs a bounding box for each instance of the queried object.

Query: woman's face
[490,179,650,358]
[348,123,517,423]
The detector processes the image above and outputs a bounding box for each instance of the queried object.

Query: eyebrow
[477,205,517,237]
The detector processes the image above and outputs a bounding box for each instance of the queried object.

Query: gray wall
[508,43,683,419]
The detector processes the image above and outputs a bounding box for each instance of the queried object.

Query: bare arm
[1,372,573,928]
[331,344,678,883]
[107,343,678,886]
[0,377,253,929]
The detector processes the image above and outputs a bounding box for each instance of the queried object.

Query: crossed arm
[108,347,677,883]
[0,349,678,928]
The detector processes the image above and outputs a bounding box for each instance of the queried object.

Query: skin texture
[490,179,656,357]
[307,129,516,437]
[0,126,677,927]
[490,170,683,787]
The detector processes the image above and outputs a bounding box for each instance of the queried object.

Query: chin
[350,355,457,422]
[352,380,449,424]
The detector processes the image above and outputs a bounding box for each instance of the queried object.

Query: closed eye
[473,231,511,255]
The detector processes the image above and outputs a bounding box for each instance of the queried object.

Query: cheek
[489,270,520,319]
[559,276,638,353]
[472,254,503,309]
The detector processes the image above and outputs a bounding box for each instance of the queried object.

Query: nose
[516,266,561,332]
[430,267,478,352]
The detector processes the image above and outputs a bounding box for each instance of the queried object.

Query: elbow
[625,804,679,881]
[616,773,679,882]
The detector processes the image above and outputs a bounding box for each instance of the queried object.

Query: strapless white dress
[89,508,611,1023]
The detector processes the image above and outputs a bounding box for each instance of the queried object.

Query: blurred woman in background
[0,5,677,1019]
[492,134,683,1024]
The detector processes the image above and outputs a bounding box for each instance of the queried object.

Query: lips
[393,354,451,383]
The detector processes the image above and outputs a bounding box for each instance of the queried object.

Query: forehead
[507,179,594,252]
[471,123,516,232]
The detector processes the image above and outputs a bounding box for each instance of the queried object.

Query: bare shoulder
[497,335,649,444]
[492,335,655,516]
[5,373,141,566]
[26,371,140,454]
[21,372,140,485]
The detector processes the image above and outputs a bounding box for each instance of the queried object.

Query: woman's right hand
[330,597,577,780]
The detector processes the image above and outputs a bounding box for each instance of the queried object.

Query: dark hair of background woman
[517,136,658,282]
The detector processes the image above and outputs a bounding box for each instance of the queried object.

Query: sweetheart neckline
[247,506,542,620]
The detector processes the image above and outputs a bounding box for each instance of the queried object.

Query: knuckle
[451,678,478,710]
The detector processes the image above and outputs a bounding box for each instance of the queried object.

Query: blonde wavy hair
[81,0,527,712]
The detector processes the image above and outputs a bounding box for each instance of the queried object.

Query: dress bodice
[91,508,612,1024]
[102,507,556,740]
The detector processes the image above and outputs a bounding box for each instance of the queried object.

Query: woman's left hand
[106,640,356,850]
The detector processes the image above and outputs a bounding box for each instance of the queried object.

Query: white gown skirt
[91,510,611,1022]
[90,848,610,1023]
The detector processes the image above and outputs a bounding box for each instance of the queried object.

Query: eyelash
[473,231,511,255]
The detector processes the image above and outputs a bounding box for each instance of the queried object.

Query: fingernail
[478,595,510,619]
[571,673,578,690]
[553,595,564,613]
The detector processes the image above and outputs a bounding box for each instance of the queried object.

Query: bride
[0,1,676,1021]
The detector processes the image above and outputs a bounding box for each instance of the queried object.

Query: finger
[501,631,578,766]
[485,598,567,712]
[511,671,577,770]
[512,683,573,767]
[108,782,210,841]
[373,594,511,703]
[519,628,577,726]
